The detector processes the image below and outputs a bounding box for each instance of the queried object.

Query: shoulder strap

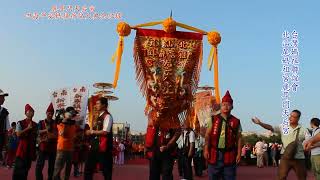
[313,127,320,136]
[0,108,8,132]
[0,108,9,120]
[1,108,9,116]
[184,130,190,147]
[41,120,45,129]
[102,111,110,118]
[98,111,110,122]
[295,128,300,141]
[181,130,184,146]
[19,119,29,130]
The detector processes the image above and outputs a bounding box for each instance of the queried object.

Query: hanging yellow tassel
[111,41,119,64]
[208,47,214,71]
[193,109,197,129]
[112,22,131,88]
[113,36,124,88]
[111,42,120,64]
[213,46,220,104]
[111,51,117,63]
[207,31,221,104]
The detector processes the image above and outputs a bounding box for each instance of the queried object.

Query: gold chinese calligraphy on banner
[51,86,88,128]
[134,28,203,128]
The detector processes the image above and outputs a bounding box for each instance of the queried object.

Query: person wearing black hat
[0,89,10,162]
[53,107,80,180]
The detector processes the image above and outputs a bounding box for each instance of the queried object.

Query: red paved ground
[0,159,316,180]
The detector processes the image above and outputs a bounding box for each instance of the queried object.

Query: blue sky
[0,0,319,132]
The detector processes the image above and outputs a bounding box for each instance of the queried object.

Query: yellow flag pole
[132,21,163,29]
[176,22,207,35]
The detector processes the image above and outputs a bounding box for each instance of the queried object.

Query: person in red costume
[5,122,18,168]
[84,97,113,180]
[145,110,181,180]
[36,103,58,180]
[204,91,242,180]
[12,104,38,180]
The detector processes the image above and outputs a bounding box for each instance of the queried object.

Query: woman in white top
[255,139,265,168]
[303,118,320,180]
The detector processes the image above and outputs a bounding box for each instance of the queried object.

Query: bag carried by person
[282,128,300,160]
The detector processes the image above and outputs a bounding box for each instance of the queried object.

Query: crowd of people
[240,141,283,168]
[144,91,242,180]
[1,86,320,180]
[144,90,320,180]
[0,89,137,180]
[252,113,320,180]
[176,119,206,179]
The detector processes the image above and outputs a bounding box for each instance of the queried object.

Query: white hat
[0,89,9,96]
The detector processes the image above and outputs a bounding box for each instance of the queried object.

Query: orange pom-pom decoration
[117,22,131,37]
[207,31,221,47]
[162,18,177,33]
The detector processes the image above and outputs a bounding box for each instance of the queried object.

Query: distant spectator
[241,145,246,159]
[262,140,269,167]
[245,143,251,159]
[255,139,264,168]
[5,122,18,168]
[271,143,278,167]
[118,141,125,165]
[303,118,320,179]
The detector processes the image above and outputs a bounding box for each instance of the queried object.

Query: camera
[54,106,78,125]
[55,109,65,124]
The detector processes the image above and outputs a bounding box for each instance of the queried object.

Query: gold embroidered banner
[134,28,203,128]
[195,90,219,128]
